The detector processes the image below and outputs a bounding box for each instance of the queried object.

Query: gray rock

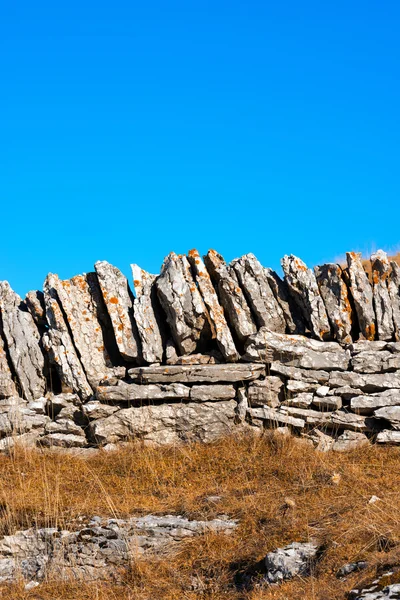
[188,249,239,361]
[286,380,319,393]
[0,334,17,399]
[351,340,389,354]
[190,384,236,402]
[131,265,164,364]
[371,250,395,341]
[235,386,248,422]
[329,386,364,400]
[265,267,305,334]
[281,255,330,340]
[38,433,88,448]
[346,252,376,341]
[329,371,400,393]
[43,274,93,400]
[352,350,400,373]
[336,560,368,578]
[95,260,142,362]
[304,429,334,452]
[45,418,86,437]
[312,395,342,411]
[25,290,46,328]
[279,406,332,427]
[263,541,319,583]
[282,393,313,408]
[96,381,190,402]
[374,405,400,429]
[82,401,120,420]
[330,411,372,432]
[248,407,305,428]
[270,362,330,384]
[248,376,284,407]
[243,328,350,371]
[0,282,46,401]
[332,431,369,452]
[204,249,256,342]
[128,363,265,384]
[316,385,330,397]
[156,252,209,355]
[388,261,400,340]
[376,430,400,444]
[351,391,400,415]
[89,400,237,445]
[231,253,286,332]
[314,263,353,343]
[350,583,400,599]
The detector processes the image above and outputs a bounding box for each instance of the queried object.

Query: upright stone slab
[0,334,17,399]
[156,252,209,355]
[281,255,330,341]
[314,263,353,344]
[389,261,400,340]
[346,252,376,341]
[188,249,239,362]
[264,267,305,334]
[25,291,46,328]
[47,273,118,387]
[370,250,395,341]
[231,253,286,332]
[95,261,142,362]
[204,250,256,342]
[43,274,93,400]
[131,265,164,364]
[0,282,46,401]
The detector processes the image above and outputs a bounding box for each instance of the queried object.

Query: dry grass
[2,432,400,599]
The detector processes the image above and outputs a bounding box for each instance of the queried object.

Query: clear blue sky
[1,1,399,297]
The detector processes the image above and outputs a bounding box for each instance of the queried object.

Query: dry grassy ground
[1,432,400,599]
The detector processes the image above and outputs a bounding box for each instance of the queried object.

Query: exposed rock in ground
[128,363,265,383]
[156,252,209,355]
[281,255,330,340]
[188,249,239,361]
[371,250,395,341]
[262,541,319,584]
[95,260,142,362]
[314,263,353,343]
[231,253,286,332]
[346,252,376,341]
[131,265,164,364]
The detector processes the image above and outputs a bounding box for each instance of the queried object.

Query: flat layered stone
[312,395,342,411]
[128,363,265,384]
[25,290,46,328]
[281,255,330,340]
[371,250,395,341]
[188,249,239,361]
[95,261,141,362]
[352,350,400,373]
[247,376,284,407]
[314,263,353,343]
[248,407,305,428]
[270,362,330,384]
[82,401,120,420]
[0,334,17,399]
[43,274,93,400]
[204,250,256,342]
[374,405,400,429]
[351,391,400,415]
[330,411,375,432]
[0,281,46,401]
[346,252,376,340]
[190,384,236,402]
[89,400,237,445]
[280,406,332,426]
[39,433,88,448]
[350,340,389,354]
[329,371,400,393]
[231,253,286,332]
[389,261,400,340]
[281,393,313,408]
[96,381,190,402]
[131,265,164,364]
[264,268,305,334]
[156,252,209,355]
[376,430,400,444]
[332,431,370,452]
[243,328,350,371]
[287,380,319,393]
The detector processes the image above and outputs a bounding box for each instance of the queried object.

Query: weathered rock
[96,381,190,402]
[280,406,332,427]
[204,250,256,342]
[190,384,236,402]
[270,362,330,384]
[328,386,364,400]
[43,274,93,400]
[263,541,319,583]
[329,371,400,393]
[351,391,400,415]
[243,328,350,371]
[376,430,400,444]
[156,252,209,355]
[287,380,319,394]
[332,431,369,452]
[350,580,400,599]
[352,351,400,373]
[248,407,305,428]
[45,418,86,437]
[173,352,221,365]
[304,429,334,451]
[231,253,286,332]
[188,249,239,361]
[282,393,313,408]
[388,261,400,340]
[371,250,395,341]
[128,363,265,384]
[0,334,17,399]
[281,255,330,340]
[39,432,88,448]
[315,385,330,397]
[165,339,179,364]
[346,252,376,340]
[374,405,400,429]
[95,260,141,362]
[314,263,353,343]
[0,282,46,401]
[330,411,373,432]
[235,386,248,422]
[350,340,389,354]
[264,267,305,334]
[25,290,46,328]
[89,400,237,445]
[82,401,120,420]
[247,376,284,407]
[336,561,368,578]
[131,265,164,364]
[312,395,342,411]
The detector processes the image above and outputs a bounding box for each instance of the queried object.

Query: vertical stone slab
[281,255,331,341]
[131,265,164,364]
[314,263,353,344]
[204,250,256,342]
[43,274,93,400]
[95,261,142,362]
[346,252,376,341]
[231,254,286,333]
[371,250,395,341]
[264,267,305,334]
[389,261,400,340]
[0,333,17,399]
[25,291,46,328]
[156,252,209,355]
[187,249,239,362]
[0,282,46,401]
[48,273,119,387]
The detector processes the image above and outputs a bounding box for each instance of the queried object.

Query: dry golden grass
[2,432,400,599]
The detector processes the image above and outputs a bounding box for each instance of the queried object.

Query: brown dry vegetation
[2,433,400,599]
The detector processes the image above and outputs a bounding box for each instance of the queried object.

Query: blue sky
[1,1,399,297]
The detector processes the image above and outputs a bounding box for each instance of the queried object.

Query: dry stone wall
[1,249,400,452]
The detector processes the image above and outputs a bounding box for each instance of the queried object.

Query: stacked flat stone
[0,247,400,451]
